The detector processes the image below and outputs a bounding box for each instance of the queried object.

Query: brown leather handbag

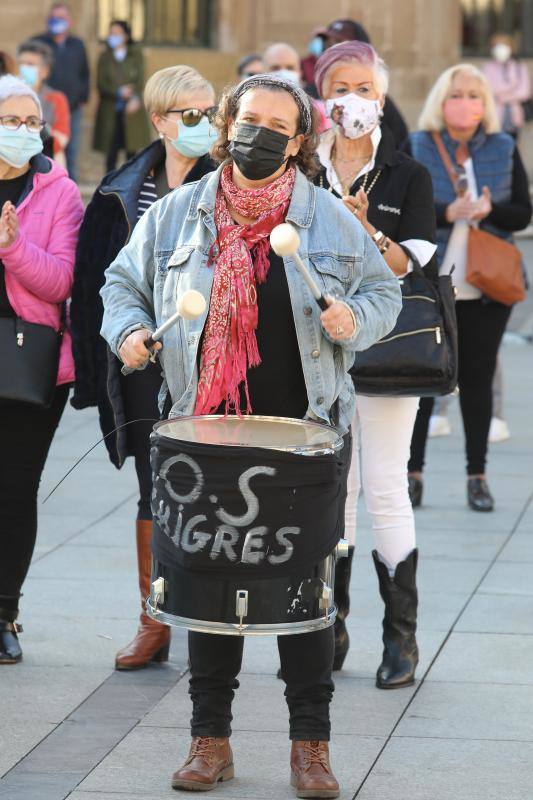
[432,132,525,306]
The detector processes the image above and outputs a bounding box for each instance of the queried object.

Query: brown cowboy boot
[290,740,340,798]
[171,737,234,791]
[115,519,170,670]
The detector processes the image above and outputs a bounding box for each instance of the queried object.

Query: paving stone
[357,737,533,800]
[396,681,533,741]
[457,592,533,634]
[351,555,490,595]
[348,586,470,632]
[499,532,533,562]
[140,672,412,737]
[27,544,137,581]
[0,722,56,779]
[0,770,87,800]
[425,632,533,684]
[416,528,508,562]
[479,561,533,595]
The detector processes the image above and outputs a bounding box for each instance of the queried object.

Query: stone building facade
[2,1,532,181]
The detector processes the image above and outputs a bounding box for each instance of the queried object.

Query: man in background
[34,2,89,181]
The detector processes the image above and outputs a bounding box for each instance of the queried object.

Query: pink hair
[314,41,388,98]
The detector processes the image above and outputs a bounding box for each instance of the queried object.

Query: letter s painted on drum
[160,454,204,504]
[268,527,301,565]
[215,466,276,527]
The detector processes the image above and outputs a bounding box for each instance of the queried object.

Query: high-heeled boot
[372,549,419,689]
[0,603,23,665]
[115,519,171,670]
[333,546,354,671]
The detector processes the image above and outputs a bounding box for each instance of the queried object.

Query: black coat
[70,141,214,467]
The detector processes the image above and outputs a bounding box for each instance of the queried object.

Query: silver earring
[158,131,164,139]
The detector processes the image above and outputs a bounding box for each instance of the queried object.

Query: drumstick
[270,223,330,311]
[121,289,206,375]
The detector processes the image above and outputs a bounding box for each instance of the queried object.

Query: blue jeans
[66,106,82,182]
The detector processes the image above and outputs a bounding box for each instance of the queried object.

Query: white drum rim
[153,414,343,455]
[146,596,337,636]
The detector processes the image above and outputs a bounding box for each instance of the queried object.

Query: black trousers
[106,111,135,172]
[187,431,352,741]
[409,299,511,476]
[0,385,69,618]
[120,361,162,520]
[188,627,335,741]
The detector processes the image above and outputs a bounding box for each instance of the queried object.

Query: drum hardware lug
[335,538,350,559]
[151,577,166,614]
[319,584,333,610]
[236,590,248,630]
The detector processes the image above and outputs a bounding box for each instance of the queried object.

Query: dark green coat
[93,45,151,155]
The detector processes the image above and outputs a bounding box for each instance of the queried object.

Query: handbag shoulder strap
[431,132,458,192]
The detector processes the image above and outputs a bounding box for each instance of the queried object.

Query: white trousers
[345,394,419,571]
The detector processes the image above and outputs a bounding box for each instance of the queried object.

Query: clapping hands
[446,186,492,223]
[0,201,19,248]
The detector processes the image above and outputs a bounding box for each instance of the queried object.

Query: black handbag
[350,257,458,397]
[0,315,62,407]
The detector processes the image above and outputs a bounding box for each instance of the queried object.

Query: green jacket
[93,45,151,155]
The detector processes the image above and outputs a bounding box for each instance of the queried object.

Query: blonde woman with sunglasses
[70,65,217,671]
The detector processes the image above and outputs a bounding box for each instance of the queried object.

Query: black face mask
[228,123,292,180]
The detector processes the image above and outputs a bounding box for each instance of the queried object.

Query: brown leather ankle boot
[290,741,339,798]
[115,519,170,671]
[171,737,234,791]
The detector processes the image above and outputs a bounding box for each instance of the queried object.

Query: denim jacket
[100,164,401,435]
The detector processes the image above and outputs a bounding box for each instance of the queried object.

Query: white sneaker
[428,415,451,438]
[489,417,511,443]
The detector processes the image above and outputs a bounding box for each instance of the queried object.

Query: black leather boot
[372,550,418,689]
[333,546,354,671]
[467,477,494,512]
[0,606,23,664]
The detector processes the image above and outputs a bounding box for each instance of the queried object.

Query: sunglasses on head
[165,106,217,127]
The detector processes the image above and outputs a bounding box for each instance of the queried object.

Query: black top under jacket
[70,141,214,468]
[316,126,438,279]
[213,250,309,419]
[0,172,29,317]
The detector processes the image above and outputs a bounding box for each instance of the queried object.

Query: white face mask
[492,43,512,63]
[325,93,381,140]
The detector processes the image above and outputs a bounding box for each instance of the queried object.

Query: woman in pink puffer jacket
[0,75,83,664]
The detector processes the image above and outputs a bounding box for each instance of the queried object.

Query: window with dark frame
[462,0,533,57]
[97,0,215,47]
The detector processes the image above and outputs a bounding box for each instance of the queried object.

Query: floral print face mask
[325,92,382,139]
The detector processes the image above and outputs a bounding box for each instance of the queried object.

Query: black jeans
[409,299,511,476]
[188,626,335,740]
[187,431,352,742]
[120,361,162,520]
[0,386,69,618]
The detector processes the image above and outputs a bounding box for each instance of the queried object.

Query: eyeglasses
[0,115,45,133]
[165,106,217,127]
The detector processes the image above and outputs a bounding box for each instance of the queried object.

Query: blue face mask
[19,64,40,88]
[47,16,69,35]
[308,36,326,57]
[107,34,125,50]
[0,126,43,169]
[167,116,217,158]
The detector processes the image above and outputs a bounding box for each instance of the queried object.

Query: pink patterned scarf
[195,163,295,415]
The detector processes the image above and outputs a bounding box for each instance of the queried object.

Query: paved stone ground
[1,252,533,800]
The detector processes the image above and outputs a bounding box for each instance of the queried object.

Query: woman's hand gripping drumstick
[119,289,207,374]
[270,223,356,341]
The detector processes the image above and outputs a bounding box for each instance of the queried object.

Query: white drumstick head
[176,289,207,320]
[270,223,301,256]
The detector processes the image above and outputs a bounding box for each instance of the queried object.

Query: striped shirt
[137,176,158,219]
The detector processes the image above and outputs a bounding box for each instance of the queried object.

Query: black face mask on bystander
[229,122,294,180]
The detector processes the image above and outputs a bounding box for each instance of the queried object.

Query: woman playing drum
[100,74,401,799]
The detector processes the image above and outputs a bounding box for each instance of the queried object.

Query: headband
[233,74,313,135]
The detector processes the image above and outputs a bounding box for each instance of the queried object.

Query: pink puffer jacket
[0,156,84,385]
